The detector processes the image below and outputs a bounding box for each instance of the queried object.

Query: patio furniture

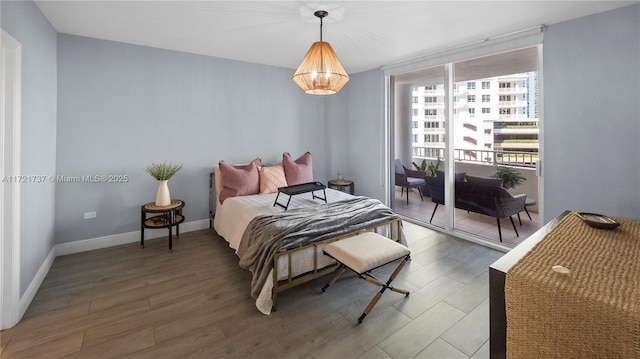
[394,159,426,205]
[524,197,536,220]
[424,172,466,223]
[425,175,445,223]
[425,174,527,242]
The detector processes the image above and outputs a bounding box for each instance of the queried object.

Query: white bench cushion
[324,232,410,274]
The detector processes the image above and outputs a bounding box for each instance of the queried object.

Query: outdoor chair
[425,175,445,223]
[394,159,426,205]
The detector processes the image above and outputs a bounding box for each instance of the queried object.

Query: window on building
[412,121,418,128]
[425,134,440,143]
[500,108,512,115]
[425,85,437,91]
[412,134,418,143]
[499,82,512,88]
[482,95,491,102]
[482,81,491,89]
[425,109,437,117]
[482,107,491,114]
[467,81,476,90]
[412,96,418,103]
[469,108,476,117]
[412,109,418,116]
[424,96,437,103]
[468,95,476,103]
[425,121,440,129]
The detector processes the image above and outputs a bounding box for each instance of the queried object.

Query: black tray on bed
[273,182,327,210]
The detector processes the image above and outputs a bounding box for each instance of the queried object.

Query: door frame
[1,29,22,330]
[384,40,544,250]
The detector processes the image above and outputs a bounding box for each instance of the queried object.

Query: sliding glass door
[392,66,446,225]
[452,47,540,245]
[391,45,541,247]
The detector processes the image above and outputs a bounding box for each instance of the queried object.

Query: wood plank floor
[0,222,504,358]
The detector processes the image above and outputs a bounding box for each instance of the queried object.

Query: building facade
[411,72,539,167]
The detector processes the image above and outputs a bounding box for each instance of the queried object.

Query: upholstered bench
[322,232,411,323]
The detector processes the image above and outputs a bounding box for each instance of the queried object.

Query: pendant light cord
[314,10,328,43]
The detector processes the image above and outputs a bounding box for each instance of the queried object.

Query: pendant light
[292,10,349,95]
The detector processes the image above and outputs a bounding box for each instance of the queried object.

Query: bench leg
[358,254,410,324]
[361,273,409,296]
[496,218,503,242]
[321,264,346,292]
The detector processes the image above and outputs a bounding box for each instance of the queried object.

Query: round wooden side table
[328,179,355,195]
[141,199,185,252]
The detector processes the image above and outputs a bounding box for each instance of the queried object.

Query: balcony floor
[393,187,539,247]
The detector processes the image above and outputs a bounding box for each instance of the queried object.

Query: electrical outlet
[84,211,97,219]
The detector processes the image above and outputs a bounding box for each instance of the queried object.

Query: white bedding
[214,188,354,252]
[213,187,355,314]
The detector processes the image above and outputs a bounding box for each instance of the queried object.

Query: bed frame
[208,172,404,311]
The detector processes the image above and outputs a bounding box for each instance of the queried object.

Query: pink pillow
[282,152,313,185]
[259,164,288,194]
[218,158,261,204]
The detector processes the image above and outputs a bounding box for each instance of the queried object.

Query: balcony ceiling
[35,1,636,74]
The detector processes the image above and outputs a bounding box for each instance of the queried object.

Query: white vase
[155,180,171,206]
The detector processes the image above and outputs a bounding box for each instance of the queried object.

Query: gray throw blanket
[237,196,400,298]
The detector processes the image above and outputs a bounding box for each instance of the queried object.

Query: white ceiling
[35,1,637,73]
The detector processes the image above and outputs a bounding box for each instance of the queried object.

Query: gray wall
[543,4,640,222]
[344,69,386,200]
[1,0,58,296]
[325,87,349,185]
[55,34,328,243]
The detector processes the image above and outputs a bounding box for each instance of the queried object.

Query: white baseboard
[55,219,210,256]
[19,246,56,319]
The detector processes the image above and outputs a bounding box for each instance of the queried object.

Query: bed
[209,168,404,315]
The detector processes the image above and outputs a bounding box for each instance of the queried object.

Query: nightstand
[328,179,354,195]
[141,199,185,252]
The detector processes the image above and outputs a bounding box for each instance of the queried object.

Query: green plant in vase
[146,162,182,206]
